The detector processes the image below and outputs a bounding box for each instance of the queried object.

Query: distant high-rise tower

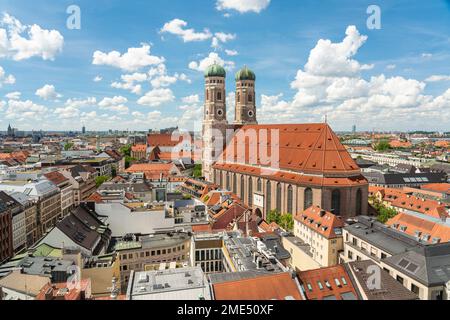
[352,125,356,134]
[7,124,12,137]
[82,124,86,135]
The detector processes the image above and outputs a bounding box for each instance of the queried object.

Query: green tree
[371,198,398,223]
[120,144,132,157]
[95,176,109,187]
[266,210,294,232]
[192,164,202,178]
[64,142,74,151]
[124,156,136,169]
[374,140,391,152]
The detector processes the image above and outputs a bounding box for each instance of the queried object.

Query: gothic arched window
[287,185,293,214]
[356,189,362,214]
[248,177,253,206]
[233,173,237,194]
[304,188,313,210]
[248,94,253,102]
[217,91,222,101]
[257,178,262,192]
[226,173,230,191]
[276,183,282,213]
[331,190,341,215]
[240,175,245,200]
[266,181,271,212]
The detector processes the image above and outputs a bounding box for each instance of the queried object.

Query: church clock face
[217,109,224,117]
[248,110,254,118]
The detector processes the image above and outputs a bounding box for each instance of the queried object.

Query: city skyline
[0,1,449,132]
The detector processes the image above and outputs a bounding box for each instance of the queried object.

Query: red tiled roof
[213,272,303,300]
[295,206,344,239]
[147,133,184,147]
[216,124,362,177]
[421,183,450,195]
[213,163,367,187]
[44,171,69,186]
[387,213,450,243]
[131,144,147,152]
[391,194,448,219]
[192,224,212,233]
[297,265,357,300]
[126,163,175,173]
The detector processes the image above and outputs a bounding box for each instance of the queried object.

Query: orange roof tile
[295,206,344,239]
[391,194,448,219]
[217,124,362,176]
[213,272,303,300]
[297,265,357,300]
[387,213,450,243]
[131,144,147,152]
[147,133,185,147]
[421,183,450,195]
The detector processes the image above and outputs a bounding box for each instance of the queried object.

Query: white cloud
[182,94,200,104]
[422,53,433,58]
[425,75,450,82]
[5,91,20,100]
[64,97,97,109]
[0,13,64,61]
[189,52,235,72]
[160,19,212,42]
[111,72,147,95]
[0,66,15,86]
[92,44,164,72]
[35,84,62,100]
[211,32,236,49]
[137,88,175,107]
[93,76,103,82]
[386,64,396,70]
[225,49,238,56]
[98,96,129,114]
[6,99,48,120]
[216,0,271,13]
[256,25,450,130]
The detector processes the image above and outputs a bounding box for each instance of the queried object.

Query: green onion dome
[204,63,226,78]
[235,66,256,81]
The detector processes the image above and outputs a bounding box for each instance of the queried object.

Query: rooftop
[126,267,211,300]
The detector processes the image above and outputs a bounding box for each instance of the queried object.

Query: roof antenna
[324,114,328,124]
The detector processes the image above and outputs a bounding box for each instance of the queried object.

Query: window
[317,281,324,290]
[240,175,245,201]
[396,275,404,285]
[217,91,222,100]
[237,93,240,103]
[206,90,209,101]
[331,190,341,215]
[348,251,353,259]
[248,177,253,206]
[248,94,253,102]
[276,183,282,212]
[266,181,271,211]
[257,178,262,192]
[226,173,230,191]
[356,189,362,214]
[233,174,237,194]
[304,188,313,209]
[287,185,293,214]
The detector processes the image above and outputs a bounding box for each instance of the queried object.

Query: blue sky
[0,0,450,132]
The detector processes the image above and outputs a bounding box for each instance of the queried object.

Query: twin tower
[202,63,258,181]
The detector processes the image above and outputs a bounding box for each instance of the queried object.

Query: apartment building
[190,232,224,274]
[44,171,74,217]
[341,216,449,300]
[293,206,345,268]
[0,194,13,263]
[0,179,61,237]
[60,165,97,206]
[0,192,26,253]
[115,233,191,288]
[9,192,38,247]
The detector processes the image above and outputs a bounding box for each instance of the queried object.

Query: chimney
[44,286,54,300]
[319,209,326,217]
